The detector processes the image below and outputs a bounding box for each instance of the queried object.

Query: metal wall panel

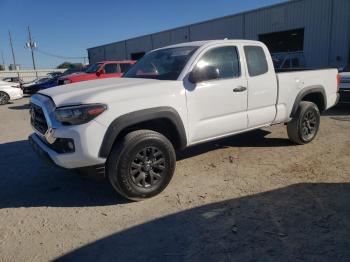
[88,0,349,68]
[328,0,350,68]
[303,0,332,67]
[152,31,171,49]
[231,15,244,38]
[88,47,105,64]
[170,26,190,44]
[125,35,153,59]
[244,0,333,67]
[244,1,305,40]
[190,17,235,41]
[104,42,126,61]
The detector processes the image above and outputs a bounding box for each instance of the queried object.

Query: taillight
[336,74,340,92]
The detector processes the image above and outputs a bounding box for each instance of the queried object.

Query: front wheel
[106,130,176,201]
[287,101,320,145]
[0,92,10,105]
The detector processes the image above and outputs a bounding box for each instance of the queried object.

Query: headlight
[63,79,71,84]
[55,104,107,125]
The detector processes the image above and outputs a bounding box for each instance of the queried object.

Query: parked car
[0,82,23,105]
[23,76,62,94]
[57,61,136,85]
[29,40,339,200]
[1,77,23,84]
[62,67,85,76]
[22,77,51,90]
[47,72,64,78]
[0,80,20,87]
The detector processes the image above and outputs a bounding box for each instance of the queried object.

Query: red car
[57,60,136,85]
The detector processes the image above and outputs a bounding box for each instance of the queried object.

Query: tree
[0,64,4,71]
[57,62,84,69]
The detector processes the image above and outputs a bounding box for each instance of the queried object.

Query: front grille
[30,103,48,134]
[57,79,65,85]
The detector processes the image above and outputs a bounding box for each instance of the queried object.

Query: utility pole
[8,31,20,79]
[26,26,38,77]
[1,51,5,70]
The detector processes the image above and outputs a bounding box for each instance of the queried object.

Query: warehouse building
[87,0,350,69]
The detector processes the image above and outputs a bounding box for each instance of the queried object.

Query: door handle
[233,86,247,92]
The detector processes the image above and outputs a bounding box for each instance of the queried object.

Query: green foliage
[57,62,84,69]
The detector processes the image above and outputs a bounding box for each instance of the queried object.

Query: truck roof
[97,60,136,64]
[161,39,263,49]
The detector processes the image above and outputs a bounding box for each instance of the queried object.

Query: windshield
[123,46,198,80]
[85,63,102,73]
[37,78,49,83]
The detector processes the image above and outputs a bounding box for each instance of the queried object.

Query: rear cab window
[104,63,119,74]
[244,46,269,77]
[120,63,132,73]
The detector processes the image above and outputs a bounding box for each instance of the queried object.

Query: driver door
[185,45,248,144]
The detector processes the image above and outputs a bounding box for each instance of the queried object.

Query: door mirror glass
[189,65,220,83]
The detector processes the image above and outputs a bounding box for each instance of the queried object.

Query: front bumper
[29,134,55,166]
[29,128,106,169]
[29,94,107,169]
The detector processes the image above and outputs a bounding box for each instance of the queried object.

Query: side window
[104,63,119,74]
[196,46,240,80]
[120,63,132,73]
[244,46,269,77]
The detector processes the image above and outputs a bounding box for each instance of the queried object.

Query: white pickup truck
[29,40,339,200]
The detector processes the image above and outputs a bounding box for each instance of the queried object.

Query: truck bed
[273,68,339,124]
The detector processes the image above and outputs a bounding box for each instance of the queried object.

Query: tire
[0,91,10,105]
[106,130,176,201]
[287,101,320,145]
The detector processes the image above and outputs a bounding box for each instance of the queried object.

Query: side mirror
[96,70,103,77]
[189,65,220,84]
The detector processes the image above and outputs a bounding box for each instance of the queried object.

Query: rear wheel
[287,101,320,144]
[0,92,10,105]
[106,130,176,201]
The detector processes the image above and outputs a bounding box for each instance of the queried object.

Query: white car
[0,82,23,105]
[29,40,339,200]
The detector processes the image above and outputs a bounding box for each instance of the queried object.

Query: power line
[34,48,87,60]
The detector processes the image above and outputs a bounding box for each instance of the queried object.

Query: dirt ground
[0,97,349,262]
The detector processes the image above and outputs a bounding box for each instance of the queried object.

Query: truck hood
[39,77,167,106]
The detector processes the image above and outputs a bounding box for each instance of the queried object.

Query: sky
[0,0,286,69]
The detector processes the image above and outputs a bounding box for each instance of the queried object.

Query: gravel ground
[0,97,349,262]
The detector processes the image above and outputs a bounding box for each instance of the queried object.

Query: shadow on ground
[177,129,292,161]
[56,183,350,262]
[323,104,350,121]
[0,130,295,209]
[0,140,123,208]
[8,103,31,110]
